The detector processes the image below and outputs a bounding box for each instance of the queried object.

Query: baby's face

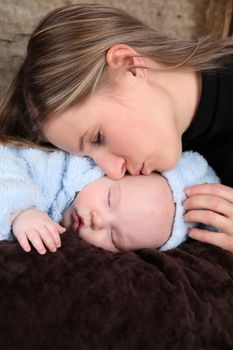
[62,174,175,252]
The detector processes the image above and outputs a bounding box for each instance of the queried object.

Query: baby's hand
[11,208,66,255]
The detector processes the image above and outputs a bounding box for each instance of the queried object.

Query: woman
[1,3,233,252]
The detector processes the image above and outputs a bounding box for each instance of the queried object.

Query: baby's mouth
[72,211,83,232]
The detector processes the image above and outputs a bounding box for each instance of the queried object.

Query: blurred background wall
[0,0,232,99]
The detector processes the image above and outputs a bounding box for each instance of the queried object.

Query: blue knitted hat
[159,151,219,251]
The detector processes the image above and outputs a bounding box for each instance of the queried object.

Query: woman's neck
[177,70,202,135]
[147,63,202,136]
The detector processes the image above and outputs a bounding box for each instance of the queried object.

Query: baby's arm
[11,208,66,254]
[0,145,64,243]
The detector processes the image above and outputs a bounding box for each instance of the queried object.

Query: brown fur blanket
[0,231,233,350]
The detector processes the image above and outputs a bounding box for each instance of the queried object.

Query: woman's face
[43,70,182,180]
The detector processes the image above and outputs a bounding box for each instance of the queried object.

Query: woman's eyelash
[93,131,103,145]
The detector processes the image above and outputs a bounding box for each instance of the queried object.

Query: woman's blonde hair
[1,3,233,148]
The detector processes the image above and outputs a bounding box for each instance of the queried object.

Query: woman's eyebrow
[79,129,89,151]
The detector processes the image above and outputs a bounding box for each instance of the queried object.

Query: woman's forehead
[42,111,85,152]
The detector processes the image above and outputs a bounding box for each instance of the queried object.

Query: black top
[182,62,233,187]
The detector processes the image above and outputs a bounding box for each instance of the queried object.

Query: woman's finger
[184,209,233,234]
[183,194,233,218]
[188,228,233,253]
[186,183,233,204]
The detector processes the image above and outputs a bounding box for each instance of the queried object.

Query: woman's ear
[106,44,147,79]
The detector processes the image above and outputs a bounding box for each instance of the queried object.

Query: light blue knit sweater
[0,145,104,241]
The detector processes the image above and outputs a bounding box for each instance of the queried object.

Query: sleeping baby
[0,145,219,254]
[62,152,219,252]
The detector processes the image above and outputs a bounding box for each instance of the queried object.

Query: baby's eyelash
[111,230,121,251]
[110,230,114,247]
[108,188,111,207]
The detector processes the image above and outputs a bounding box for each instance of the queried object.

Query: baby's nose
[91,210,104,230]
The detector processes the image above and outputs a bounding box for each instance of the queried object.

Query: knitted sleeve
[0,146,45,240]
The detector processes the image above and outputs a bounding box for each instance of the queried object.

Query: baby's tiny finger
[52,231,61,248]
[56,223,66,234]
[40,227,58,252]
[27,230,46,255]
[17,232,31,252]
[46,223,62,247]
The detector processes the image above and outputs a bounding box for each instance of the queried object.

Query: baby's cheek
[62,207,72,229]
[153,207,174,247]
[78,229,116,252]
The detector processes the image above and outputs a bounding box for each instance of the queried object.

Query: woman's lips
[140,163,145,175]
[131,163,145,176]
[72,211,81,232]
[140,163,150,175]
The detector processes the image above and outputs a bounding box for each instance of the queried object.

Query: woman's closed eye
[92,130,103,145]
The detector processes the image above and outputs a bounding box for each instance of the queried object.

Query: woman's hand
[183,183,233,253]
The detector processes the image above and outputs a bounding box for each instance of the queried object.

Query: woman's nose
[91,210,105,230]
[94,152,126,180]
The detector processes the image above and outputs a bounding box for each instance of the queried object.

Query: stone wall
[0,0,228,98]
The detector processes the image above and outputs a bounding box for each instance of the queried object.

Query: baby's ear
[106,44,146,78]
